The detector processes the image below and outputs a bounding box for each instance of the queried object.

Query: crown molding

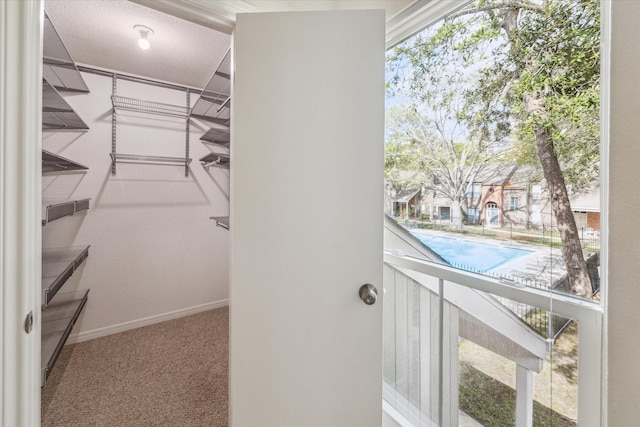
[131,0,466,48]
[129,0,256,34]
[386,0,470,48]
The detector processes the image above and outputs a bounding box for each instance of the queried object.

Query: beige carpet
[41,307,229,427]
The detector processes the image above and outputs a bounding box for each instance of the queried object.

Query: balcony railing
[382,253,602,427]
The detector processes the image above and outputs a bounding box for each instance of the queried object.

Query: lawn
[459,321,579,426]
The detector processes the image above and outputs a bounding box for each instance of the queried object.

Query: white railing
[383,251,603,427]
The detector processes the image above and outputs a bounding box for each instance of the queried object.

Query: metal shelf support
[210,216,229,230]
[185,89,190,177]
[110,77,192,176]
[112,75,117,175]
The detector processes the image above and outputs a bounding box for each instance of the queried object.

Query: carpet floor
[41,307,229,426]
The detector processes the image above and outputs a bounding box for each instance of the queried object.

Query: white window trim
[599,0,611,424]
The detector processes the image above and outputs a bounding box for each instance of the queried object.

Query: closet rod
[76,65,200,93]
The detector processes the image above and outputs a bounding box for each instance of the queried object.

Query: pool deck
[409,228,571,289]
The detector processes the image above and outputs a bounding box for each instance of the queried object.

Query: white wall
[608,2,640,424]
[42,72,229,340]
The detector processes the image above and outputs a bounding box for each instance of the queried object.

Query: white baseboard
[67,299,229,344]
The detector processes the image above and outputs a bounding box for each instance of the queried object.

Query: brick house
[417,163,599,230]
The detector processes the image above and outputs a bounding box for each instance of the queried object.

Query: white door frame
[485,202,499,227]
[0,1,43,426]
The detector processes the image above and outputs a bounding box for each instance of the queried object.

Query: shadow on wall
[204,167,230,201]
[43,171,88,201]
[42,131,86,153]
[93,162,213,209]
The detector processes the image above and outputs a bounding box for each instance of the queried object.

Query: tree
[389,0,599,297]
[384,136,428,218]
[386,103,506,224]
[384,135,427,197]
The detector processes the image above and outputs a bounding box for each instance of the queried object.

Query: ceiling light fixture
[134,25,154,50]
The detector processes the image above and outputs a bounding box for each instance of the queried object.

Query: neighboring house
[387,187,422,219]
[477,163,522,226]
[415,163,600,230]
[421,163,524,224]
[571,183,601,231]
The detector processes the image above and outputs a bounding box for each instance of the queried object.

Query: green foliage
[385,101,505,210]
[384,138,428,194]
[388,0,600,194]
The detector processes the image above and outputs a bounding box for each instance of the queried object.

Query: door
[440,206,451,220]
[486,202,500,226]
[231,10,385,426]
[532,204,541,225]
[0,1,43,426]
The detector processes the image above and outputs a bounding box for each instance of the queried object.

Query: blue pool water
[411,232,532,273]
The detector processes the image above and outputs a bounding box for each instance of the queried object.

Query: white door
[486,202,500,226]
[0,1,43,426]
[231,10,384,426]
[532,204,541,225]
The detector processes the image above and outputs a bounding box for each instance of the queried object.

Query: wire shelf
[111,95,190,118]
[42,246,90,307]
[42,198,91,226]
[210,216,229,230]
[41,289,89,387]
[190,49,231,123]
[42,150,89,172]
[200,153,230,169]
[200,128,230,146]
[42,80,89,130]
[110,153,192,166]
[43,13,89,93]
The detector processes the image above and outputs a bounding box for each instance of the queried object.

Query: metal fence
[398,216,600,252]
[445,263,574,339]
[399,219,602,341]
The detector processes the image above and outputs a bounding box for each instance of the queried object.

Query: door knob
[359,284,378,305]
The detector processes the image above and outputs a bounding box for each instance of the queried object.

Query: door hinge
[24,311,33,334]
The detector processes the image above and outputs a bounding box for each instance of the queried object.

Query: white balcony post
[515,364,533,427]
[442,302,459,426]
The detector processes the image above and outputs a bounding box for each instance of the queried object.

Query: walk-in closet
[2,0,397,425]
[40,0,231,423]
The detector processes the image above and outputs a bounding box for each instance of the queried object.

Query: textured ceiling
[44,0,415,89]
[45,0,232,89]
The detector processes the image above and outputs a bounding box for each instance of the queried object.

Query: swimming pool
[411,232,533,273]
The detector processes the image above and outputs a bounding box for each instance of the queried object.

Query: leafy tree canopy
[388,0,600,195]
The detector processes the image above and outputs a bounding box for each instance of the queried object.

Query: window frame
[383,0,609,424]
[510,196,519,211]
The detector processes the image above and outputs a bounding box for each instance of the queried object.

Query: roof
[571,184,600,212]
[475,163,519,186]
[390,188,421,203]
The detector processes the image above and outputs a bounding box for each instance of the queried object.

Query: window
[510,196,518,211]
[384,1,603,425]
[467,183,481,199]
[532,184,542,199]
[467,207,479,223]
